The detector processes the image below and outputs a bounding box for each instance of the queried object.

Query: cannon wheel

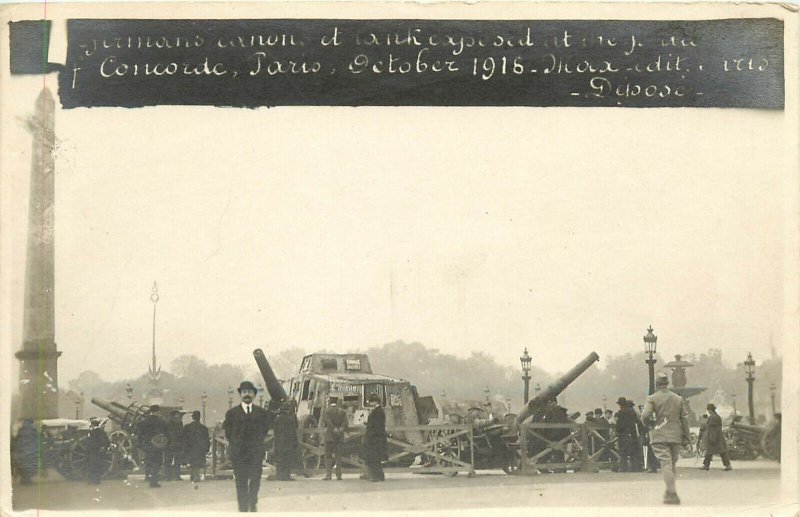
[424,429,461,477]
[109,430,139,471]
[66,437,113,480]
[298,416,322,472]
[760,425,781,461]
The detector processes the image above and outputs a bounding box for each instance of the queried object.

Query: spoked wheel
[760,425,781,461]
[425,429,462,477]
[109,430,139,472]
[298,416,322,473]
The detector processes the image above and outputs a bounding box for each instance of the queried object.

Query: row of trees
[66,341,782,425]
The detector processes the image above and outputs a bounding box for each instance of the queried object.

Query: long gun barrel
[92,397,129,421]
[253,349,288,401]
[516,351,600,424]
[730,421,766,434]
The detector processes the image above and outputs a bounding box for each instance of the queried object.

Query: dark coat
[166,418,184,453]
[363,405,388,463]
[273,412,299,464]
[13,424,39,471]
[323,406,348,444]
[705,412,728,455]
[86,427,110,454]
[616,406,640,437]
[181,421,210,465]
[137,414,169,452]
[223,404,270,466]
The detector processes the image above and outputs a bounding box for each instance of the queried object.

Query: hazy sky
[3,77,789,385]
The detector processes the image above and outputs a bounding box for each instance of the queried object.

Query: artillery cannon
[729,416,781,461]
[91,397,183,473]
[24,418,113,481]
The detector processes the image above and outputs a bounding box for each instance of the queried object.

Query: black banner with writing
[59,18,784,108]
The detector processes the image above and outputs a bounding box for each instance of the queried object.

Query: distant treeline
[59,341,781,425]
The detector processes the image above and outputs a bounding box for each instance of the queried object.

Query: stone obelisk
[15,88,61,420]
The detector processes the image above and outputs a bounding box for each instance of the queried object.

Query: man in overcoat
[323,398,349,480]
[273,400,299,481]
[165,410,184,480]
[362,394,388,482]
[224,381,271,512]
[615,397,638,472]
[699,403,732,471]
[181,410,210,482]
[12,419,39,485]
[85,418,110,485]
[137,405,169,488]
[641,372,691,505]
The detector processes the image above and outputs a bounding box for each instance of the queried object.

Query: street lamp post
[770,383,777,419]
[534,383,541,398]
[257,382,265,408]
[201,391,207,425]
[744,353,756,424]
[125,383,134,400]
[520,348,532,404]
[643,326,658,395]
[227,386,234,409]
[731,393,737,414]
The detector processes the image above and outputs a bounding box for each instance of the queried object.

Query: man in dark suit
[224,381,271,512]
[699,403,732,471]
[181,410,210,482]
[322,398,348,480]
[137,405,169,488]
[361,394,388,482]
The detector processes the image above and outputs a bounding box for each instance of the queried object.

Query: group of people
[223,380,389,512]
[136,406,211,487]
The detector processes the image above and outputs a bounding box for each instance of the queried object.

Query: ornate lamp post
[520,348,532,404]
[534,383,541,398]
[643,325,658,395]
[257,382,265,407]
[125,383,134,400]
[731,392,737,414]
[744,352,756,424]
[227,386,234,409]
[201,391,208,425]
[770,383,777,419]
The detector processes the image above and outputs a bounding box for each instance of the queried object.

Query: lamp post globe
[520,348,532,404]
[643,325,658,395]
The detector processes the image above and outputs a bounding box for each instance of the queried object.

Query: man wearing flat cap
[699,403,732,471]
[182,410,210,482]
[641,371,691,505]
[224,381,271,512]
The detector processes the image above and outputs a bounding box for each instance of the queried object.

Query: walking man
[641,372,691,505]
[361,394,388,482]
[137,405,169,488]
[86,418,110,485]
[323,398,348,480]
[224,381,270,512]
[700,403,732,471]
[181,410,210,482]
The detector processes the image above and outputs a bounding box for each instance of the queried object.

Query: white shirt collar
[241,402,253,413]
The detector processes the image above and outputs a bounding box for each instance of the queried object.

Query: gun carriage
[727,416,781,461]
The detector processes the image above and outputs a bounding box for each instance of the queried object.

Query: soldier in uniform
[323,398,348,480]
[137,405,169,488]
[361,394,388,482]
[165,410,184,480]
[224,381,270,512]
[86,418,110,485]
[699,403,732,471]
[181,410,210,482]
[273,399,299,481]
[13,419,39,485]
[641,372,691,505]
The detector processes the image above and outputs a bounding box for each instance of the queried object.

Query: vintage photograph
[1,2,797,515]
